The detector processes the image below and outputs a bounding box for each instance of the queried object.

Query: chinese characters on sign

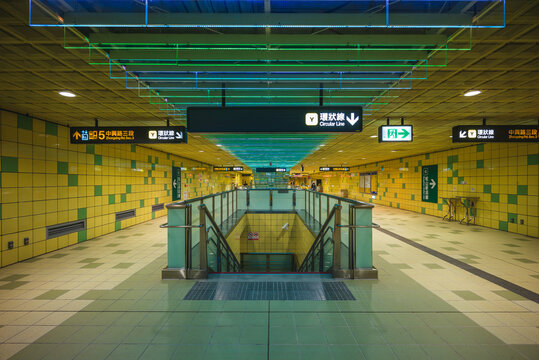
[213,166,244,172]
[452,125,538,143]
[319,167,350,171]
[378,125,413,142]
[187,106,362,133]
[70,126,187,144]
[421,165,438,203]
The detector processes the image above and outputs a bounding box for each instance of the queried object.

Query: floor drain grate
[183,281,355,301]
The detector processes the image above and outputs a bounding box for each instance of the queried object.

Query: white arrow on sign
[346,113,359,126]
[173,179,177,188]
[175,132,183,139]
[430,179,436,189]
[459,131,467,138]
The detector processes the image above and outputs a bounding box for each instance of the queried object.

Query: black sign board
[319,167,350,172]
[187,106,362,133]
[256,167,287,173]
[213,166,244,172]
[452,125,538,143]
[70,126,187,144]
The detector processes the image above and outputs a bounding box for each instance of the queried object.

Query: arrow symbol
[398,128,410,138]
[346,113,359,126]
[173,179,177,188]
[430,179,436,189]
[459,131,467,138]
[73,131,81,140]
[175,132,182,139]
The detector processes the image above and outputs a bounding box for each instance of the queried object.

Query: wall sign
[213,166,244,172]
[452,125,538,143]
[378,125,413,142]
[248,232,259,241]
[319,167,350,171]
[421,165,438,203]
[187,106,362,133]
[255,167,287,173]
[172,166,182,201]
[70,126,187,144]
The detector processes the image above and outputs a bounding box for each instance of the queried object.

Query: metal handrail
[298,204,340,272]
[201,204,241,271]
[338,223,381,229]
[159,223,204,229]
[166,188,373,210]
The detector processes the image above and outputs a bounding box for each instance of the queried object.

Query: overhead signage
[256,167,287,173]
[319,167,350,171]
[213,166,244,172]
[379,125,413,142]
[421,165,438,204]
[187,106,362,133]
[70,126,187,144]
[172,166,181,201]
[452,125,538,143]
[192,167,206,171]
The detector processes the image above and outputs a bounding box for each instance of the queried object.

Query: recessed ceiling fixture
[370,135,377,138]
[58,91,76,97]
[391,150,397,152]
[199,150,204,152]
[464,90,481,97]
[319,144,325,147]
[216,144,223,147]
[338,150,343,152]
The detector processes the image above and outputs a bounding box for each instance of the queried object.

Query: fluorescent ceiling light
[58,91,76,97]
[338,150,343,152]
[216,144,223,147]
[370,135,377,138]
[464,90,481,97]
[199,150,204,152]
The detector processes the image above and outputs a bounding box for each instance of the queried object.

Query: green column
[167,207,186,269]
[354,208,373,269]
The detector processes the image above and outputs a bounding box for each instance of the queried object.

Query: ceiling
[0,1,537,172]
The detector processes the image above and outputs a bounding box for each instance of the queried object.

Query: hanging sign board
[70,126,187,144]
[452,125,538,143]
[255,168,287,172]
[378,125,413,142]
[187,106,362,133]
[172,166,182,201]
[319,167,350,171]
[421,165,438,203]
[213,166,244,172]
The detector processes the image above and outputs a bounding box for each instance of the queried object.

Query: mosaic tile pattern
[0,110,236,268]
[0,207,537,360]
[317,143,538,237]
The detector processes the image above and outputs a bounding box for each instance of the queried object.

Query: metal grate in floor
[183,281,355,301]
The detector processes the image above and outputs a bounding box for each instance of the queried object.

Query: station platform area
[0,206,537,360]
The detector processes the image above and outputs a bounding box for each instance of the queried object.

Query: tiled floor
[0,206,537,360]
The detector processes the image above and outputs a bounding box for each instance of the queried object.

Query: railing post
[319,240,324,272]
[270,190,273,208]
[220,194,223,225]
[199,205,208,275]
[332,204,342,277]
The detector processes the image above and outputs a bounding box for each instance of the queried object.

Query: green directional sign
[172,166,182,201]
[421,165,438,203]
[378,125,413,142]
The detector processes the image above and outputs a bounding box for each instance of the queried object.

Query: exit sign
[378,125,413,142]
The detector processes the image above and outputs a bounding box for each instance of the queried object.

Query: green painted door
[172,166,181,201]
[421,165,438,203]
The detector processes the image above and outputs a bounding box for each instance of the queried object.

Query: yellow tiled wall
[317,143,538,237]
[0,110,234,267]
[225,213,315,264]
